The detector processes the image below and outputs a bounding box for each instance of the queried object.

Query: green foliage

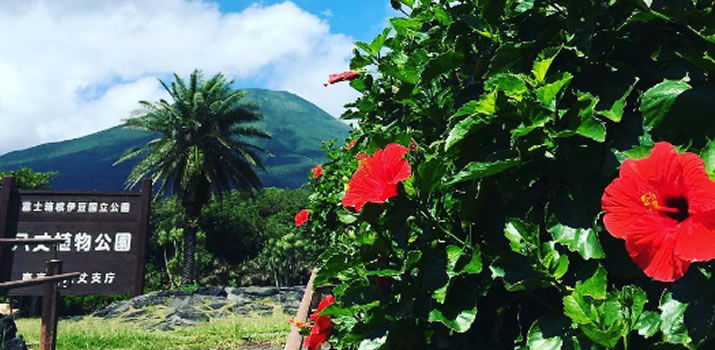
[305,0,715,349]
[14,312,290,350]
[144,188,312,289]
[0,167,57,190]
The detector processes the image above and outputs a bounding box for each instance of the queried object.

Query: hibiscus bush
[297,0,715,349]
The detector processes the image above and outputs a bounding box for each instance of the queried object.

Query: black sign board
[0,178,151,296]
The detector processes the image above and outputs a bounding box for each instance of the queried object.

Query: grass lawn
[14,312,290,350]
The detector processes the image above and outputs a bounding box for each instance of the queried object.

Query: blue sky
[0,0,396,155]
[217,1,393,42]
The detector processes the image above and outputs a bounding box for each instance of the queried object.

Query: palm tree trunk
[182,217,199,286]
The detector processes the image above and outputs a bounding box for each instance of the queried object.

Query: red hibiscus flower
[304,295,335,350]
[311,165,323,179]
[602,142,715,282]
[323,70,359,87]
[294,209,309,227]
[342,143,412,212]
[344,139,357,150]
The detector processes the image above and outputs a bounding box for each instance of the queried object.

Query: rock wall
[92,286,304,331]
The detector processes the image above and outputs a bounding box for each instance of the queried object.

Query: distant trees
[145,188,313,289]
[0,167,57,190]
[116,69,270,285]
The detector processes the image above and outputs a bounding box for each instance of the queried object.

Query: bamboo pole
[284,269,317,350]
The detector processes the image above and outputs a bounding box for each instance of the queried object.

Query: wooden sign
[0,178,151,296]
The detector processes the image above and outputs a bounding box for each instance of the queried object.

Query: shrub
[301,0,715,349]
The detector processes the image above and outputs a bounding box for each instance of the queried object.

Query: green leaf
[462,247,482,274]
[572,92,606,142]
[389,17,422,37]
[634,0,653,9]
[532,47,561,83]
[486,41,535,76]
[575,265,607,299]
[640,79,692,130]
[421,50,464,83]
[621,145,653,160]
[404,250,422,270]
[428,306,478,333]
[511,0,535,13]
[402,176,417,197]
[547,223,604,260]
[417,157,446,195]
[451,92,497,119]
[490,254,551,292]
[445,245,463,278]
[338,211,358,224]
[659,291,692,345]
[476,90,497,115]
[563,293,593,324]
[370,27,391,54]
[546,191,604,261]
[445,117,486,152]
[355,41,375,56]
[596,78,638,122]
[701,139,715,178]
[447,159,520,185]
[358,336,387,350]
[527,316,568,350]
[536,72,573,111]
[580,321,627,349]
[504,219,539,256]
[635,311,661,338]
[445,244,482,277]
[485,73,528,100]
[621,285,648,325]
[365,268,402,277]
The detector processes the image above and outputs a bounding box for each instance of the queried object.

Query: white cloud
[0,0,358,154]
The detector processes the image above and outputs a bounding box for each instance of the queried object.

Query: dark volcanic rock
[0,315,17,340]
[243,286,279,297]
[194,286,226,297]
[93,300,131,318]
[208,301,228,310]
[0,315,27,350]
[4,337,28,350]
[124,309,148,319]
[131,292,168,309]
[175,307,209,322]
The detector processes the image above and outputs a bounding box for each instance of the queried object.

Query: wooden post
[40,259,61,350]
[133,178,152,296]
[0,177,17,284]
[284,269,317,350]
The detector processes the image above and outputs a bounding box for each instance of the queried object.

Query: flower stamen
[641,192,660,210]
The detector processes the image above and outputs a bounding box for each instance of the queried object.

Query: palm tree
[116,69,270,285]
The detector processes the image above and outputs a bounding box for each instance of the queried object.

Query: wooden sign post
[0,176,152,350]
[1,178,151,296]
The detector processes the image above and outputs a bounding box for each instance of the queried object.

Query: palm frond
[117,69,270,199]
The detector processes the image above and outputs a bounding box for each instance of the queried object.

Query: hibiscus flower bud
[311,164,323,179]
[294,209,309,227]
[344,139,357,150]
[323,70,359,87]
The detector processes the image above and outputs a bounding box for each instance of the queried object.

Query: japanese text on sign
[12,232,132,253]
[21,201,131,214]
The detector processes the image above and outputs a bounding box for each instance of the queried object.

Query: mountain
[0,89,350,190]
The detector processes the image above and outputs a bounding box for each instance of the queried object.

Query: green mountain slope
[0,89,350,190]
